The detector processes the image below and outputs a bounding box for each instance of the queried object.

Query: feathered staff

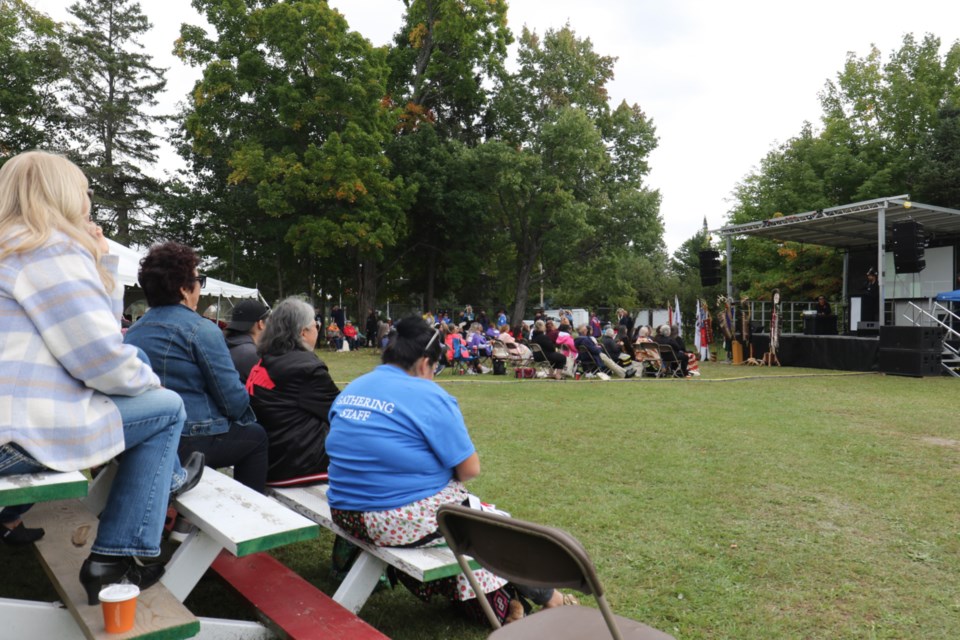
[716,295,733,340]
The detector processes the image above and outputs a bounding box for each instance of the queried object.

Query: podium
[802,314,837,335]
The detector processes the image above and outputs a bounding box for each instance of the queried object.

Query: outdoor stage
[748,333,879,372]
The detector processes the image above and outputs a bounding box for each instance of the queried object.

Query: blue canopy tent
[935,289,960,302]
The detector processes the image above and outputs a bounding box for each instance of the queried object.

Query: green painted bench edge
[422,559,480,582]
[233,523,320,557]
[126,620,200,640]
[0,478,88,507]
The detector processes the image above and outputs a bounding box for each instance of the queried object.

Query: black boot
[171,451,205,497]
[0,522,45,546]
[79,556,165,606]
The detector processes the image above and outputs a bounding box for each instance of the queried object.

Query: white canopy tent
[106,238,260,300]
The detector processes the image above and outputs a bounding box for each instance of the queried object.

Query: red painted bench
[211,551,389,640]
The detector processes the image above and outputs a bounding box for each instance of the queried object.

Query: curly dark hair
[138,241,200,307]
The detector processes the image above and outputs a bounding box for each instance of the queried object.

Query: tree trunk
[511,254,537,324]
[425,250,436,314]
[358,255,378,324]
[275,257,284,301]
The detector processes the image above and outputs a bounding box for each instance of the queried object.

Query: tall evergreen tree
[64,0,166,244]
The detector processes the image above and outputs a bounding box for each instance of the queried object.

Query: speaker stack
[891,221,926,274]
[699,250,721,287]
[878,326,943,376]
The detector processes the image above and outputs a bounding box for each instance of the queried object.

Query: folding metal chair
[633,341,662,377]
[656,343,685,378]
[576,344,601,377]
[436,504,675,640]
[526,342,556,378]
[490,339,510,375]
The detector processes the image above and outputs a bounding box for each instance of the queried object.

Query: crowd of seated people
[406,305,706,380]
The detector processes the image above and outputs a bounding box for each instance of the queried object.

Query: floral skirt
[331,480,508,602]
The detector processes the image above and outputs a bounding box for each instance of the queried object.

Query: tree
[62,0,167,244]
[387,0,511,143]
[0,0,69,158]
[177,0,413,316]
[480,25,661,321]
[726,33,960,300]
[915,101,960,208]
[384,0,512,311]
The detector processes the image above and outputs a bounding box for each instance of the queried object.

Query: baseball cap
[228,300,270,331]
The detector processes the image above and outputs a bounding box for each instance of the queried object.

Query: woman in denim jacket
[125,242,268,492]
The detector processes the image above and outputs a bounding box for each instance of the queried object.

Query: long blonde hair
[0,151,113,291]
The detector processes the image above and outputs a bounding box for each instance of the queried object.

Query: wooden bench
[269,484,478,614]
[210,551,389,640]
[157,467,320,602]
[1,470,199,640]
[162,468,391,639]
[75,463,325,639]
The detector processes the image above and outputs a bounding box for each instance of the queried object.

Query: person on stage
[815,296,832,316]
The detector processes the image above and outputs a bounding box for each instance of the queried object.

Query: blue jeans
[0,388,186,557]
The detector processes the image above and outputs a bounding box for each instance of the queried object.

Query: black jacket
[247,350,340,482]
[225,332,258,383]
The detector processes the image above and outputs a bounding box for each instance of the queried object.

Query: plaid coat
[0,230,160,471]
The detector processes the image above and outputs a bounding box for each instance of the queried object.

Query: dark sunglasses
[192,274,208,289]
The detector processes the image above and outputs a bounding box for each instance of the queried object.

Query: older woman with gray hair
[245,297,341,485]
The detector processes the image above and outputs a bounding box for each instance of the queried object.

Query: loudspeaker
[699,250,721,286]
[879,348,941,377]
[856,321,879,336]
[879,326,943,351]
[892,221,926,274]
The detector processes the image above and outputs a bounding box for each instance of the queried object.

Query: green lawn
[4,349,958,639]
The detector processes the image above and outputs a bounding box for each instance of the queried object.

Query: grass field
[3,349,958,639]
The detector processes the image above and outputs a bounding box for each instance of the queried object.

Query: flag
[694,300,703,353]
[698,300,711,361]
[667,302,673,327]
[674,295,682,337]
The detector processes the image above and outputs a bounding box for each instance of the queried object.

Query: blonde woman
[0,151,199,604]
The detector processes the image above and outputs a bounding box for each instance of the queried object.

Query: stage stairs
[904,301,960,377]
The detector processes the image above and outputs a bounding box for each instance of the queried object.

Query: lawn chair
[472,339,493,372]
[449,335,477,375]
[436,503,675,639]
[656,343,685,378]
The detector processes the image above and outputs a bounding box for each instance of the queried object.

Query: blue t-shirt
[326,364,476,511]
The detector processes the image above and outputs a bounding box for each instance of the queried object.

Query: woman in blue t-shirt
[326,317,574,624]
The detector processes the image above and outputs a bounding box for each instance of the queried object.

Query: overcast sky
[31,0,960,253]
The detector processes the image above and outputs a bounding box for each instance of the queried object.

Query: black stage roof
[715,195,960,249]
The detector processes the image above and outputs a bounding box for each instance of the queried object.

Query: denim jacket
[125,304,255,437]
